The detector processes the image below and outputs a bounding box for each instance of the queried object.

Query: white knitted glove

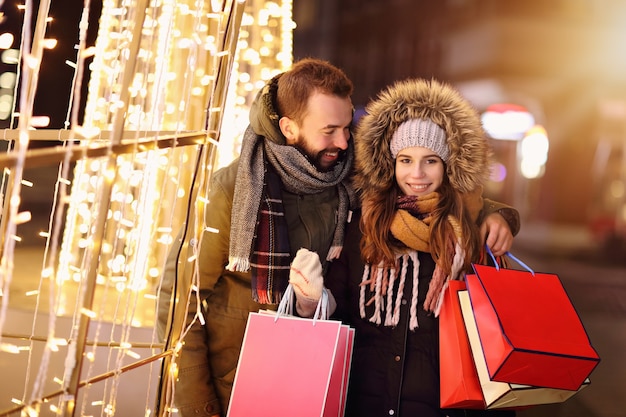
[290,248,332,318]
[289,248,324,302]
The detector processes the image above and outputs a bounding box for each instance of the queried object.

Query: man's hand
[289,248,324,317]
[289,248,324,301]
[480,212,514,257]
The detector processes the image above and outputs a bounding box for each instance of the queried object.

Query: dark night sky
[1,0,101,131]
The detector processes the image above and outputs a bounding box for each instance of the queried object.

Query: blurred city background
[292,0,626,251]
[294,4,626,416]
[1,1,625,416]
[4,0,626,257]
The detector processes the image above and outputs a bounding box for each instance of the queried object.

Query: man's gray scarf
[227,125,355,273]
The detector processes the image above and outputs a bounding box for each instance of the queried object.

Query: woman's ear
[279,116,298,145]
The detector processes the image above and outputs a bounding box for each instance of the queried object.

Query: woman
[325,78,518,417]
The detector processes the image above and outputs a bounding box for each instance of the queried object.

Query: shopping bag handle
[275,284,329,324]
[485,245,535,276]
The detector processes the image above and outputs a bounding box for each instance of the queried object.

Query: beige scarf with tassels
[359,189,482,330]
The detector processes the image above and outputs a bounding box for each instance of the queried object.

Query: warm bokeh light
[0,0,294,415]
[489,161,507,183]
[0,32,14,49]
[481,103,536,141]
[520,124,549,179]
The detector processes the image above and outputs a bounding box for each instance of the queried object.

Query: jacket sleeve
[159,173,234,417]
[480,198,521,236]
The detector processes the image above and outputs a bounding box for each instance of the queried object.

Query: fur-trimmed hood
[354,78,491,197]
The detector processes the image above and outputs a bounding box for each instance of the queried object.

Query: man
[159,58,519,417]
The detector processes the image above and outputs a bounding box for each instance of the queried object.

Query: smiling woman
[325,77,520,417]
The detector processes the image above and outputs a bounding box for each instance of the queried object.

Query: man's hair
[276,58,353,124]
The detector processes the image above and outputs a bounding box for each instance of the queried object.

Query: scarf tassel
[226,256,250,272]
[384,267,397,327]
[432,241,466,317]
[361,253,424,330]
[408,251,420,330]
[326,245,343,261]
[359,264,369,319]
[360,243,464,331]
[369,267,384,325]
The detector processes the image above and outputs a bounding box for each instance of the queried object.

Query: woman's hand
[480,212,514,256]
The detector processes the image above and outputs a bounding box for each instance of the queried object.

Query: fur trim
[354,78,491,197]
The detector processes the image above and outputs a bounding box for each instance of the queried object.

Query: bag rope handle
[276,283,295,317]
[275,284,329,324]
[485,245,535,276]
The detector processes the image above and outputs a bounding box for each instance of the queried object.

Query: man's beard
[293,135,346,173]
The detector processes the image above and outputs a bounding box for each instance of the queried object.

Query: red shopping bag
[466,253,600,390]
[227,288,354,417]
[459,288,590,408]
[439,279,484,409]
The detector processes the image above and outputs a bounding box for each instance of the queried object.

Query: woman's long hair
[429,177,482,274]
[359,183,399,268]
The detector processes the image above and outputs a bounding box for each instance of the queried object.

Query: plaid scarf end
[252,289,283,305]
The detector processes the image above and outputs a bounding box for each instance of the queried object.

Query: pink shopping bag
[228,288,354,417]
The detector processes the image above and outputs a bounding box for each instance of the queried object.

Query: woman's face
[395,146,445,196]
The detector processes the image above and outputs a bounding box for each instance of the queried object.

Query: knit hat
[389,118,449,162]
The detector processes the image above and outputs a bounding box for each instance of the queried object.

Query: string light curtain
[0,0,293,416]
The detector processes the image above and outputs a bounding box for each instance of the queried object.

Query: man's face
[284,92,353,172]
